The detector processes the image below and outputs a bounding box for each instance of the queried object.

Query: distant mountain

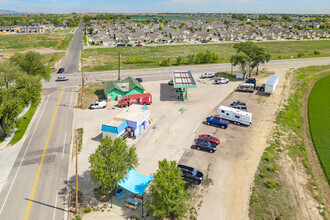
[0,9,21,15]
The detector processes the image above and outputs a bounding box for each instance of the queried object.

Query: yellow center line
[25,88,64,220]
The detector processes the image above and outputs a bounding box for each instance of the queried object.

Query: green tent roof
[103,77,145,95]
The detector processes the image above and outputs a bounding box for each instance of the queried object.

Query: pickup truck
[206,116,228,129]
[201,73,215,78]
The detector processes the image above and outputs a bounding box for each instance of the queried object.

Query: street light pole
[118,52,121,81]
[75,137,78,214]
[81,56,84,107]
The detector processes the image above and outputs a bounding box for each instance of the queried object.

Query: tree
[230,54,249,80]
[89,136,138,192]
[10,51,50,81]
[176,56,183,66]
[0,62,42,137]
[147,159,188,219]
[231,42,270,78]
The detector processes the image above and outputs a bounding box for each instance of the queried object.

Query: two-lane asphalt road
[0,24,84,220]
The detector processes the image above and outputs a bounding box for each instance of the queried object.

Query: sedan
[198,134,220,145]
[135,44,143,47]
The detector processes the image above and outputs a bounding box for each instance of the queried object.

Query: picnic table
[125,197,139,210]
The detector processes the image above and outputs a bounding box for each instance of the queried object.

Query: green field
[308,74,330,183]
[0,32,73,53]
[82,40,330,72]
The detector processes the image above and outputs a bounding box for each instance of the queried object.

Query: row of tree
[0,52,50,137]
[89,136,190,219]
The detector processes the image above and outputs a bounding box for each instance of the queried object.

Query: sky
[0,0,329,14]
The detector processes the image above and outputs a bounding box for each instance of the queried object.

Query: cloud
[0,0,20,4]
[164,0,212,5]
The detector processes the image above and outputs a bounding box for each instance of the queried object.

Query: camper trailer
[217,106,252,126]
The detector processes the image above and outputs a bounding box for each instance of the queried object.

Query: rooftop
[115,104,149,122]
[172,70,197,88]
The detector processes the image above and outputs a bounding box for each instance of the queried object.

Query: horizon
[0,0,330,14]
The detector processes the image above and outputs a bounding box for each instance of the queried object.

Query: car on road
[135,44,143,47]
[127,44,133,47]
[206,116,228,129]
[57,68,65,74]
[116,43,126,47]
[56,76,69,81]
[178,164,204,185]
[201,73,215,78]
[135,78,143,83]
[89,100,106,109]
[214,78,229,84]
[168,79,174,85]
[198,134,220,145]
[229,101,247,111]
[202,40,208,43]
[195,139,217,153]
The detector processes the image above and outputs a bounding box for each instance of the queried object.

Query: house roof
[115,104,149,123]
[103,77,145,95]
[101,119,127,134]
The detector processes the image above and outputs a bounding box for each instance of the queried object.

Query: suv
[201,73,215,78]
[195,139,217,153]
[229,101,247,111]
[178,164,204,185]
[215,78,229,84]
[57,68,65,74]
[56,76,69,81]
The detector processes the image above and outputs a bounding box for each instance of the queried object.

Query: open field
[308,74,330,183]
[82,40,330,71]
[250,65,330,220]
[0,32,73,58]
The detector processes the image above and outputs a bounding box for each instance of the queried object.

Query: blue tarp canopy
[118,168,155,195]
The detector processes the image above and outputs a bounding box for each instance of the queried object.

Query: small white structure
[236,72,244,79]
[101,104,150,140]
[217,105,252,126]
[265,75,279,94]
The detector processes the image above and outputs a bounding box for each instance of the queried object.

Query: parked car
[202,40,208,43]
[215,78,229,84]
[229,101,247,111]
[178,164,204,185]
[198,134,220,145]
[127,44,133,47]
[135,44,143,47]
[135,78,143,83]
[168,79,174,85]
[56,76,69,81]
[57,68,65,74]
[89,100,106,109]
[206,116,228,129]
[201,73,215,78]
[195,139,217,153]
[116,43,126,47]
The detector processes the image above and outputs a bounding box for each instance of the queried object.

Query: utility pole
[81,56,85,107]
[75,137,78,214]
[231,63,233,75]
[118,52,121,81]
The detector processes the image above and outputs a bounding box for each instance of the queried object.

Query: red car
[198,134,220,145]
[135,44,143,47]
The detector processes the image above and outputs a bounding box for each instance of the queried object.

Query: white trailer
[217,105,252,126]
[265,75,279,94]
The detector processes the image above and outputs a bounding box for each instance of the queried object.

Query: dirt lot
[73,66,324,219]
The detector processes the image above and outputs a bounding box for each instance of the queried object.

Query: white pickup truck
[89,100,106,109]
[201,73,215,78]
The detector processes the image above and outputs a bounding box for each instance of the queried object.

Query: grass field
[308,74,330,183]
[249,65,330,219]
[9,101,40,145]
[82,40,330,72]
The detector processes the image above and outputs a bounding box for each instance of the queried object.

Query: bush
[159,58,170,66]
[85,207,92,213]
[123,56,153,64]
[297,52,305,58]
[259,172,266,178]
[313,50,320,55]
[265,178,277,188]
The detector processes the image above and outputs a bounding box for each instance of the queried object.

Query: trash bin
[116,188,123,197]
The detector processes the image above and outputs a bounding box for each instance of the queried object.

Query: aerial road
[0,23,84,220]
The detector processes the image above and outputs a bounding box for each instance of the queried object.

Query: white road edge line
[62,132,67,159]
[53,190,59,220]
[0,95,50,216]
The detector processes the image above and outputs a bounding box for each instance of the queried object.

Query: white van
[217,105,252,126]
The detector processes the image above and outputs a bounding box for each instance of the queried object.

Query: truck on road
[118,93,152,107]
[206,116,228,129]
